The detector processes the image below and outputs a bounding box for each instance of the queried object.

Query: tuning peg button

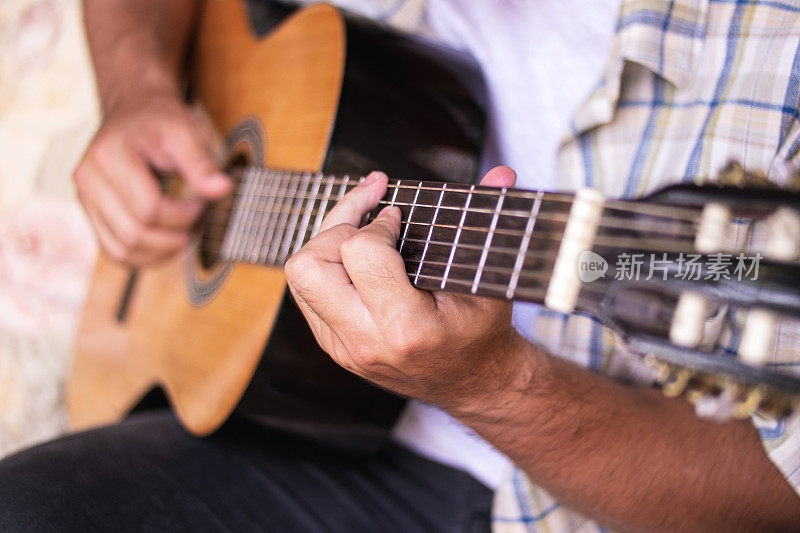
[739,308,778,365]
[670,292,708,347]
[695,202,731,253]
[766,207,800,261]
[693,387,737,422]
[733,386,765,419]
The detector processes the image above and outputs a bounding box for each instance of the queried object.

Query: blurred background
[0,0,98,457]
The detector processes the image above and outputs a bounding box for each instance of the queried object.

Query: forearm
[448,338,800,532]
[83,0,200,112]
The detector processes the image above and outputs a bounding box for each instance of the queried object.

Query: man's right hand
[73,90,232,267]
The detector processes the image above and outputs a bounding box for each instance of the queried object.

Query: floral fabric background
[0,0,98,457]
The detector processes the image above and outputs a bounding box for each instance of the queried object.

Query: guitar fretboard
[208,167,573,303]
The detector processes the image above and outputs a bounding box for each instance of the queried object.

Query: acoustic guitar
[70,0,800,443]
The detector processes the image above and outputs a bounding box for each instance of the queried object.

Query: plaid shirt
[303,0,800,530]
[493,1,800,530]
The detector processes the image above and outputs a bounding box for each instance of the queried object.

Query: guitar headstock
[575,162,800,421]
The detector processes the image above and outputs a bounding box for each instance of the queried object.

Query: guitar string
[227,167,704,222]
[203,187,700,256]
[201,208,699,249]
[199,207,700,261]
[200,233,700,288]
[206,172,647,300]
[200,169,702,265]
[199,219,699,258]
[206,233,660,302]
[401,258,553,279]
[198,225,699,260]
[393,271,611,301]
[205,189,694,245]
[203,200,700,235]
[226,184,703,223]
[407,272,612,295]
[242,168,704,220]
[205,170,702,257]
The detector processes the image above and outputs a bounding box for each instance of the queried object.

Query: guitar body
[69,1,486,441]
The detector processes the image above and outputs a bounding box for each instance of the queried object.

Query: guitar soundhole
[186,116,264,306]
[198,153,248,269]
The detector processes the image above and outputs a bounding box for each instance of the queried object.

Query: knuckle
[350,347,379,369]
[285,252,316,284]
[134,194,160,225]
[106,244,131,265]
[336,223,360,238]
[340,231,372,257]
[72,165,88,188]
[89,137,116,166]
[386,324,423,357]
[118,223,145,249]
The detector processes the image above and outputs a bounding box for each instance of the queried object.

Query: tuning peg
[733,385,766,419]
[695,202,731,253]
[670,292,708,348]
[739,308,779,366]
[765,207,800,261]
[661,367,692,397]
[692,386,737,422]
[717,161,771,188]
[759,392,800,418]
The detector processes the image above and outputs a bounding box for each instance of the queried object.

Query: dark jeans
[0,410,491,533]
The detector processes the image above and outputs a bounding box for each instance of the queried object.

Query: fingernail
[361,171,386,187]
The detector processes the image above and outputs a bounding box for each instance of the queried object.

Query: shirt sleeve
[756,110,800,496]
[753,412,800,495]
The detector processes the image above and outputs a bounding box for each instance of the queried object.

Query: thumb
[164,130,232,200]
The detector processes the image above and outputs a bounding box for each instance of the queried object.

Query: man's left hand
[284,167,533,411]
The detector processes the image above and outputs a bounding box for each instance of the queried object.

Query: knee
[0,443,73,531]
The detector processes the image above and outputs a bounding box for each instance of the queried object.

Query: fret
[277,172,313,263]
[266,171,302,264]
[401,235,555,257]
[259,171,294,262]
[241,167,270,261]
[441,184,474,289]
[217,170,577,299]
[414,183,446,284]
[240,169,270,261]
[413,273,547,301]
[407,258,552,279]
[247,172,283,261]
[389,179,401,206]
[336,175,351,201]
[292,173,323,254]
[398,181,422,255]
[220,168,248,260]
[506,192,543,298]
[377,200,543,218]
[310,173,335,239]
[226,166,259,261]
[471,188,507,294]
[253,170,285,262]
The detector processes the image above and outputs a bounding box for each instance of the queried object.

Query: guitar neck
[212,167,573,304]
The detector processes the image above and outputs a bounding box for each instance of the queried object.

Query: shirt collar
[615,0,710,87]
[567,0,709,136]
